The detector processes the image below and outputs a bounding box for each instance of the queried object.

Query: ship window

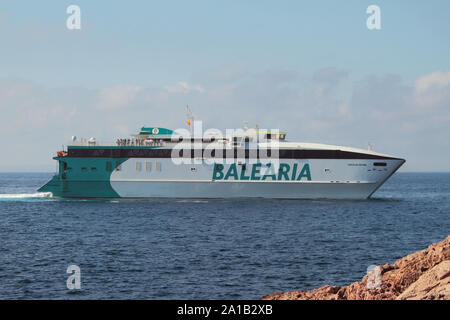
[136,161,142,171]
[190,167,197,172]
[156,162,161,172]
[91,167,97,171]
[146,161,151,172]
[106,161,112,172]
[374,162,387,167]
[232,136,242,147]
[81,167,87,172]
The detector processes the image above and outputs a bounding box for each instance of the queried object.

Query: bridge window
[106,161,112,172]
[136,161,142,171]
[374,162,387,167]
[146,161,151,172]
[156,162,161,172]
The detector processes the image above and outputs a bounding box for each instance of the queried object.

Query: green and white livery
[39,125,405,199]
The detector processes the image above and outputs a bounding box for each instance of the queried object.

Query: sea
[0,172,448,299]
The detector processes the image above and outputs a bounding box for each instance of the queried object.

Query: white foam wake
[0,192,53,199]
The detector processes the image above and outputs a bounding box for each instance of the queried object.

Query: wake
[0,192,53,199]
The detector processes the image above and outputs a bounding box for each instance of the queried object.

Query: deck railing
[67,139,166,147]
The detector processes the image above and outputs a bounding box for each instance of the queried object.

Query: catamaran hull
[39,158,405,200]
[109,180,380,200]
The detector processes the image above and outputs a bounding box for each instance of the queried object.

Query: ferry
[38,123,405,199]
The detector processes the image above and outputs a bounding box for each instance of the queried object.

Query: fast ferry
[38,123,405,199]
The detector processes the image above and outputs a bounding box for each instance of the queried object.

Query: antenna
[255,124,259,143]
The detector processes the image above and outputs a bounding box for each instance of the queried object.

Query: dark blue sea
[0,172,449,299]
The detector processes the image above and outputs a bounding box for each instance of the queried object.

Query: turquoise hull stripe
[38,157,128,198]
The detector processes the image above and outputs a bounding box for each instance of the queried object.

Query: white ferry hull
[108,158,405,199]
[109,180,381,200]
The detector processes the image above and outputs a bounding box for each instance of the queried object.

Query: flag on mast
[186,105,194,127]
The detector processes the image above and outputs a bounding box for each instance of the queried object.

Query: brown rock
[396,260,450,300]
[261,235,450,300]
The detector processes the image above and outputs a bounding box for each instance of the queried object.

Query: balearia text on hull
[39,122,405,200]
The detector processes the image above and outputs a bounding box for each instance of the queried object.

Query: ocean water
[0,172,448,299]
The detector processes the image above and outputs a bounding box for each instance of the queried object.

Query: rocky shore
[262,235,450,300]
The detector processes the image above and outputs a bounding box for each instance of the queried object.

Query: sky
[0,0,449,171]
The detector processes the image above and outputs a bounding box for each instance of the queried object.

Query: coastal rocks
[261,235,450,300]
[396,260,450,300]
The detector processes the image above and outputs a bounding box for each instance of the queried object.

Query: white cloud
[415,71,450,92]
[164,82,205,94]
[1,69,450,171]
[95,85,142,110]
[414,71,450,108]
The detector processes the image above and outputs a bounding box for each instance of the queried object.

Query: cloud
[0,69,449,171]
[414,71,450,108]
[95,85,142,110]
[0,78,80,132]
[164,82,205,94]
[415,71,450,92]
